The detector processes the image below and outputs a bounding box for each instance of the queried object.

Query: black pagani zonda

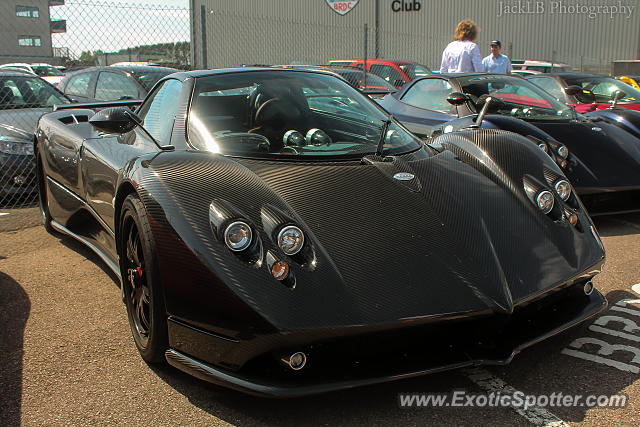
[377,73,640,216]
[36,68,606,397]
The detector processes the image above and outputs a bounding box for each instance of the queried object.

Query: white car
[511,60,572,73]
[0,63,65,85]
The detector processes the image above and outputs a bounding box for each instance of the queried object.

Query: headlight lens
[224,221,252,251]
[277,225,305,255]
[536,190,554,214]
[554,180,571,201]
[0,136,34,155]
[538,143,548,153]
[557,145,569,158]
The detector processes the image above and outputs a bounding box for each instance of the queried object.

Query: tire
[36,152,58,235]
[119,193,168,363]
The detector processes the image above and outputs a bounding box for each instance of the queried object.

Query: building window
[16,6,40,18]
[18,36,42,47]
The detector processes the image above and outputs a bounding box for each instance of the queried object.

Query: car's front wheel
[36,152,58,235]
[120,193,168,363]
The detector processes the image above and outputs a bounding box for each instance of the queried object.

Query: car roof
[0,62,32,67]
[69,65,177,73]
[511,60,571,66]
[550,73,613,79]
[0,69,38,77]
[174,67,343,80]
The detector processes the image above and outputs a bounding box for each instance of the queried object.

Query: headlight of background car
[554,180,571,201]
[277,225,304,255]
[0,136,34,155]
[557,145,569,159]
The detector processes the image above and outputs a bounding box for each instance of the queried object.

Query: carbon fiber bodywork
[378,73,640,216]
[35,68,606,397]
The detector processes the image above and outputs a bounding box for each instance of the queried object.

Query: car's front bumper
[165,281,606,397]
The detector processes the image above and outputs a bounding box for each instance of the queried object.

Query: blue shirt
[482,54,512,74]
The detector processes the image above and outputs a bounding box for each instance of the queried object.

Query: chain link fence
[0,0,189,209]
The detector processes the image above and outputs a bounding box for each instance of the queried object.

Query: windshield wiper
[376,115,393,156]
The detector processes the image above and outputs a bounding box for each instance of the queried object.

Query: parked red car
[526,73,640,113]
[347,59,431,88]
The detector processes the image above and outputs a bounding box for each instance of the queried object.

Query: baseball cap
[490,40,501,47]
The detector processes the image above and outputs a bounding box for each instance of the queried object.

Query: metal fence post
[201,5,207,69]
[375,0,380,58]
[364,23,368,89]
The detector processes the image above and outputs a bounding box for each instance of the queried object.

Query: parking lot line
[463,367,569,426]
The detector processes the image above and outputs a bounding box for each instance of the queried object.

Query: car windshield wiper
[376,115,393,157]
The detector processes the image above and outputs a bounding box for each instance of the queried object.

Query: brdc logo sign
[325,0,360,15]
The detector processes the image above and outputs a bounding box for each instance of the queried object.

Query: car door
[370,64,407,88]
[81,78,183,231]
[94,71,143,101]
[63,71,96,102]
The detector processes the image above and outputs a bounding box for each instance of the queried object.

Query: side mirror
[89,107,140,134]
[446,92,471,106]
[563,85,582,96]
[611,90,626,109]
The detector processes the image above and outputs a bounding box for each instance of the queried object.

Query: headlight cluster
[277,225,304,255]
[0,136,34,156]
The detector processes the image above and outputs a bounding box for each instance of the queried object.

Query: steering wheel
[247,87,267,129]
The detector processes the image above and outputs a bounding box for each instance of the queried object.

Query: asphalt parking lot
[1,208,640,426]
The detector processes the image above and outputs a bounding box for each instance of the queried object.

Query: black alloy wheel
[120,193,168,363]
[36,152,57,235]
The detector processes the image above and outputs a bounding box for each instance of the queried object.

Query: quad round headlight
[536,190,554,214]
[557,145,569,158]
[277,225,305,255]
[224,221,252,251]
[554,179,571,201]
[538,143,548,153]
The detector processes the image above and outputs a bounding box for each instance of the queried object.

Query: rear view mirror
[564,85,582,96]
[89,107,140,134]
[446,92,471,106]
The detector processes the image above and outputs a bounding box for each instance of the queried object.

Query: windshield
[457,75,575,121]
[188,71,421,159]
[564,76,640,104]
[399,63,431,80]
[132,70,175,91]
[32,65,64,77]
[332,69,396,91]
[0,75,70,109]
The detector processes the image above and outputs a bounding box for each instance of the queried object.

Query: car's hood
[531,119,640,190]
[0,108,49,139]
[136,136,603,330]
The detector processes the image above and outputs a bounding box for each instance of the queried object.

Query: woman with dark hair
[440,19,484,73]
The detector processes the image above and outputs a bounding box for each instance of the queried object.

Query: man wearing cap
[482,40,512,74]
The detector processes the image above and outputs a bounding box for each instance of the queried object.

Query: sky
[50,0,191,57]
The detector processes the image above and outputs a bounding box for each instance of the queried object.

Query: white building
[190,0,640,73]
